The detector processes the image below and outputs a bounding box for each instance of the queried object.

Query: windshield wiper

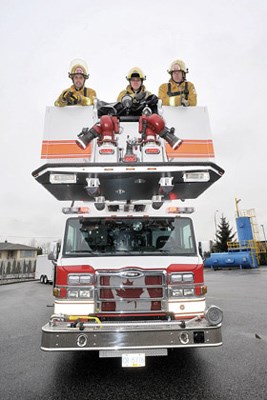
[68,250,93,254]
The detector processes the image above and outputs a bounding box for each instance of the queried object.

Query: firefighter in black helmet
[117,67,151,102]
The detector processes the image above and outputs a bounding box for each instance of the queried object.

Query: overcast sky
[1,0,267,246]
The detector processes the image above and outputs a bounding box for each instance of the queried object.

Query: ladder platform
[33,105,224,203]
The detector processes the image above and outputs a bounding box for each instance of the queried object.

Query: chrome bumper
[41,318,222,352]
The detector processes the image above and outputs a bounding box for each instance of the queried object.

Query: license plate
[122,353,146,367]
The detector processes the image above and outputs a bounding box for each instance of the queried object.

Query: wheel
[43,275,48,284]
[40,275,44,283]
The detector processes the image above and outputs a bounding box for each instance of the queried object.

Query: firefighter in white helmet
[158,60,197,107]
[117,67,151,102]
[54,59,97,107]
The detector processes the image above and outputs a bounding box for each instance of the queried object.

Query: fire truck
[32,97,224,367]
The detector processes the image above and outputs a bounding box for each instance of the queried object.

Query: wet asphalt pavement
[0,268,266,400]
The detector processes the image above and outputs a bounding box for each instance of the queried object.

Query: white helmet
[68,58,89,79]
[168,59,188,74]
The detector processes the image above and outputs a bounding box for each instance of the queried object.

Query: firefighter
[158,59,197,107]
[117,67,151,102]
[54,59,97,107]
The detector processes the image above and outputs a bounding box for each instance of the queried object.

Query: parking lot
[0,267,266,400]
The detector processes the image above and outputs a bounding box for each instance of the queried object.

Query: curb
[0,279,38,286]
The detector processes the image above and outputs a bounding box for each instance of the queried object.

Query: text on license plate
[122,353,146,367]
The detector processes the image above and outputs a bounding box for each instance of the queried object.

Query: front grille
[95,269,167,314]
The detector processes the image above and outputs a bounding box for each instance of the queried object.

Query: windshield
[63,217,197,257]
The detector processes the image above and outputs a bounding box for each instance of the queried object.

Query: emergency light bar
[167,207,194,214]
[50,173,77,184]
[62,206,90,214]
[183,172,210,182]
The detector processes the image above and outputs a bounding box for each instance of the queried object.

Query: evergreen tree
[212,215,236,252]
[37,246,43,255]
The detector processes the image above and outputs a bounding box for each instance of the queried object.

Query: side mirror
[48,251,57,261]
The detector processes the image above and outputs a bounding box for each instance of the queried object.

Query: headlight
[67,289,93,299]
[68,275,80,285]
[182,273,194,282]
[169,288,194,298]
[80,275,93,285]
[170,273,194,283]
[183,288,195,296]
[171,288,183,297]
[170,274,183,283]
[79,290,93,298]
[68,274,93,285]
[68,289,79,298]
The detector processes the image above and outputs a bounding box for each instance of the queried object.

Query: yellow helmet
[168,59,188,74]
[68,58,89,79]
[126,67,146,81]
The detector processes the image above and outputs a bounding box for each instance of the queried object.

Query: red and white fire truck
[33,97,224,367]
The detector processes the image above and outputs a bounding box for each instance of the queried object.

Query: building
[0,241,38,281]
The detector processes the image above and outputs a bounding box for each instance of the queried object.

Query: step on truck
[32,97,224,367]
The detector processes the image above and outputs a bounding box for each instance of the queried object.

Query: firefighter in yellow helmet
[158,60,197,107]
[54,59,97,107]
[117,67,151,102]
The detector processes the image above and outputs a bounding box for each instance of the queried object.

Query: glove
[62,90,69,102]
[62,91,80,105]
[68,93,80,105]
[181,97,189,107]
